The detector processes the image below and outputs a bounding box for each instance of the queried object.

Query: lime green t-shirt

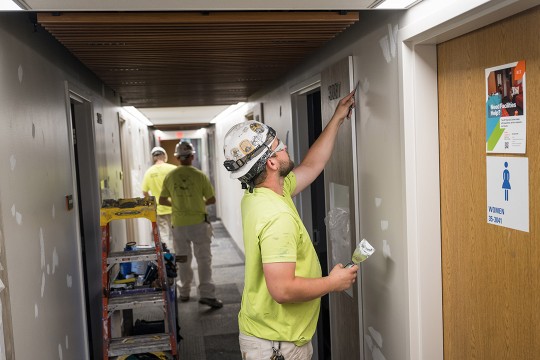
[141,162,177,215]
[161,165,215,226]
[239,172,322,346]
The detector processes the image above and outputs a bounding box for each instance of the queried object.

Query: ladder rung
[107,249,158,265]
[109,334,172,356]
[107,292,165,312]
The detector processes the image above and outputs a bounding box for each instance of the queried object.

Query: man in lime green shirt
[222,91,359,359]
[159,141,222,309]
[142,146,177,252]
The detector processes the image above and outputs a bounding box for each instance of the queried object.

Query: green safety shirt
[161,165,214,226]
[141,162,177,215]
[239,172,322,346]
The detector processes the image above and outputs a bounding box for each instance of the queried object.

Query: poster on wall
[485,60,526,153]
[486,156,529,232]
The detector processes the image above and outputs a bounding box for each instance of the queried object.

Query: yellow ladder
[100,197,178,359]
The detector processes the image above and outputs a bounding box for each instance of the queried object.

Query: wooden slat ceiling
[37,11,359,108]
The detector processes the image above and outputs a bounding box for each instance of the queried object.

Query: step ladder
[100,197,178,359]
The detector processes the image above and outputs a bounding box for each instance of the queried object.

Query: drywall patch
[32,123,35,139]
[34,304,38,318]
[52,204,56,219]
[58,343,63,360]
[17,65,23,83]
[9,156,15,171]
[52,247,58,274]
[366,326,387,360]
[40,272,45,298]
[382,240,392,259]
[373,348,387,360]
[358,77,372,128]
[388,24,398,59]
[66,274,72,288]
[11,205,22,225]
[65,335,69,349]
[40,228,45,268]
[364,334,374,351]
[379,37,392,63]
[380,220,389,231]
[379,24,398,63]
[368,326,383,348]
[375,197,382,208]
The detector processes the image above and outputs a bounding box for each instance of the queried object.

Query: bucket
[119,241,136,276]
[131,244,152,274]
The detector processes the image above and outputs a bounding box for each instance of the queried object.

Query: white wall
[0,13,151,359]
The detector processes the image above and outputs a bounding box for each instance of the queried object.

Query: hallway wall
[212,1,540,359]
[214,10,408,360]
[0,13,151,359]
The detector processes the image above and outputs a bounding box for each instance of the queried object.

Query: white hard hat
[151,146,166,156]
[223,120,276,183]
[174,141,195,158]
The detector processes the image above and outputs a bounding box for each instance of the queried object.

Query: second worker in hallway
[222,90,359,359]
[159,141,223,309]
[142,146,177,252]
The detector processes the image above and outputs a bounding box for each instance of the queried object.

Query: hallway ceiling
[37,11,359,115]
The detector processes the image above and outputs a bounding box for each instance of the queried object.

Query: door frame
[64,81,99,359]
[290,75,327,359]
[398,1,538,359]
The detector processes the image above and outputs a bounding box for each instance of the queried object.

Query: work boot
[199,297,223,309]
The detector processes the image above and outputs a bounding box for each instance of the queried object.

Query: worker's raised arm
[292,90,355,196]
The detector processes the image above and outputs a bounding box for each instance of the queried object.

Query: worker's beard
[279,157,295,177]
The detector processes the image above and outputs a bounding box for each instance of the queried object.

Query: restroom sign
[486,156,529,232]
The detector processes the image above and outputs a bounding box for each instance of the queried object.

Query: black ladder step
[107,249,158,265]
[107,292,165,312]
[109,333,172,356]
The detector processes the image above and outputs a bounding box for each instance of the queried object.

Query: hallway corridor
[176,221,244,359]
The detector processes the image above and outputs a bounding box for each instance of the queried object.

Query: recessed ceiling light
[0,0,22,10]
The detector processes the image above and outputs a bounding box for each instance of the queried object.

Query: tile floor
[176,221,244,359]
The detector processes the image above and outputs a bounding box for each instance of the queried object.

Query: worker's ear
[266,156,279,171]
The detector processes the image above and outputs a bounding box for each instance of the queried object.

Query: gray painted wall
[215,10,407,360]
[0,13,150,359]
[214,2,540,359]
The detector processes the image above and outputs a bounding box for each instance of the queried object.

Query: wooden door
[321,56,361,359]
[438,7,540,359]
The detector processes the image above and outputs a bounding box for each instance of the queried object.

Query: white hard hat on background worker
[174,141,196,159]
[151,146,168,161]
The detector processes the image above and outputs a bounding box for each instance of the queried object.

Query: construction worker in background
[159,141,223,309]
[142,146,177,251]
[222,90,358,359]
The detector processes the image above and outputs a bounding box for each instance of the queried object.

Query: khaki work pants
[157,214,173,252]
[172,222,216,299]
[239,333,313,360]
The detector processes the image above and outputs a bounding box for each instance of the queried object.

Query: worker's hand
[332,89,356,123]
[328,263,358,292]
